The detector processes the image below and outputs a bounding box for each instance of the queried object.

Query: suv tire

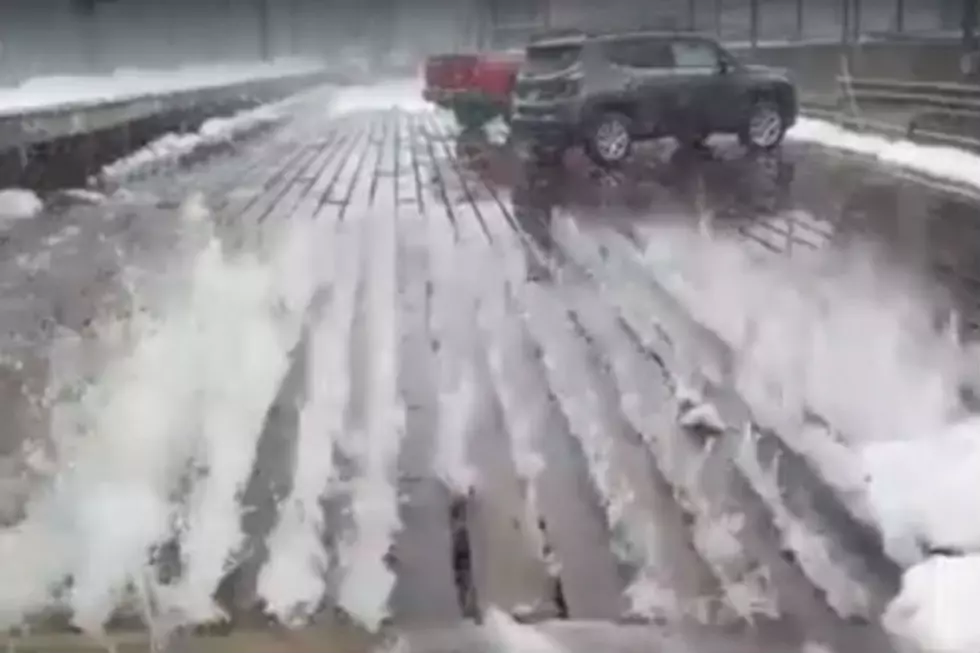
[740,100,786,150]
[584,112,633,167]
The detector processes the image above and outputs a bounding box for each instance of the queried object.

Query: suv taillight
[553,78,580,98]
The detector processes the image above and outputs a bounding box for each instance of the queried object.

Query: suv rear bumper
[510,100,585,148]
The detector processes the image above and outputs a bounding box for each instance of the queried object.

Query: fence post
[257,0,271,60]
[895,0,905,32]
[963,0,978,53]
[290,0,301,55]
[853,0,862,41]
[476,0,489,50]
[715,0,722,36]
[841,0,851,44]
[750,0,759,48]
[689,0,697,31]
[796,0,804,40]
[71,0,104,72]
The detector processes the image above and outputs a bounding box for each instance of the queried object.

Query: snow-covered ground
[789,117,980,194]
[99,104,284,183]
[601,210,980,651]
[1,78,980,653]
[0,189,42,221]
[327,78,428,116]
[0,57,325,116]
[99,85,338,183]
[550,201,980,651]
[0,86,415,636]
[480,110,980,651]
[617,223,969,547]
[0,189,325,630]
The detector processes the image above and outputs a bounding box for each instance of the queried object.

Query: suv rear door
[668,38,747,133]
[602,36,675,136]
[514,42,583,103]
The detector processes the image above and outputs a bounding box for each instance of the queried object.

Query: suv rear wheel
[584,112,633,167]
[740,100,786,150]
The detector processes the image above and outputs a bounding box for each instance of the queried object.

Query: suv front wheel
[740,100,786,150]
[584,112,633,167]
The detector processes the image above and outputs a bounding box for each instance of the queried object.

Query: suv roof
[528,27,714,48]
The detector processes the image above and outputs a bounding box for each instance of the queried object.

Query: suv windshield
[524,44,582,75]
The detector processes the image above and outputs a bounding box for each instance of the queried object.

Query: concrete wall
[547,0,687,30]
[709,0,956,42]
[733,40,966,97]
[490,0,955,43]
[0,0,966,87]
[474,0,957,52]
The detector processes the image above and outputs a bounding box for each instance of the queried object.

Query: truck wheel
[584,112,633,167]
[739,100,786,150]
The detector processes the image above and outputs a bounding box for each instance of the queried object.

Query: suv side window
[605,38,673,69]
[670,40,719,69]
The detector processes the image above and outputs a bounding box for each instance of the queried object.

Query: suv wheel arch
[583,110,635,167]
[739,91,787,150]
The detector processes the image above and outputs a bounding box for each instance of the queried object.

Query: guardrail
[0,70,345,190]
[804,76,980,151]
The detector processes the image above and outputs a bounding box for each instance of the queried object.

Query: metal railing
[684,0,969,47]
[495,0,974,50]
[843,76,980,111]
[805,74,980,150]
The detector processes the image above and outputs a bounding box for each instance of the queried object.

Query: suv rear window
[524,44,582,74]
[671,41,719,68]
[604,38,673,69]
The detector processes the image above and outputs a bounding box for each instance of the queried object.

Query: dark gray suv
[510,29,798,166]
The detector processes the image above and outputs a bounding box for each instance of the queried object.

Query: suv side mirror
[716,58,730,75]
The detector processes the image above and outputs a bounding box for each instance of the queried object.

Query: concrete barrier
[731,40,967,99]
[0,70,343,190]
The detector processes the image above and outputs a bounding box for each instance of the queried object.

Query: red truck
[423,50,524,130]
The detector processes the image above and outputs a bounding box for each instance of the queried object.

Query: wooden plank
[390,111,462,625]
[215,145,320,242]
[324,112,394,625]
[0,620,376,653]
[432,117,630,621]
[419,113,556,619]
[467,198,628,619]
[313,120,369,221]
[536,284,716,622]
[472,181,720,623]
[465,373,557,619]
[0,619,812,653]
[389,477,462,624]
[501,314,627,620]
[219,117,364,616]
